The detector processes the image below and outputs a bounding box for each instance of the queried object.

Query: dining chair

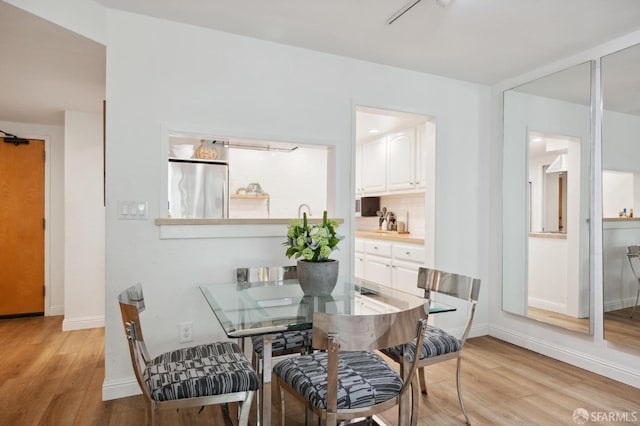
[273,303,430,426]
[625,245,640,319]
[235,266,312,365]
[381,267,480,425]
[118,283,260,426]
[236,265,310,425]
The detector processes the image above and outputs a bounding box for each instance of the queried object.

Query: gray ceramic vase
[296,259,339,296]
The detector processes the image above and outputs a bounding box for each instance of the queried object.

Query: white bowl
[171,144,195,158]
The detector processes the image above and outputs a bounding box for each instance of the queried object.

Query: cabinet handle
[373,246,378,250]
[405,251,411,255]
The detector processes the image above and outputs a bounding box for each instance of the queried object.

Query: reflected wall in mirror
[602,43,640,350]
[503,61,593,334]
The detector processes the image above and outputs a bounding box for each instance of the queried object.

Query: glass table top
[200,278,455,338]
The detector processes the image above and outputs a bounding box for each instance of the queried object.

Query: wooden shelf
[230,194,269,200]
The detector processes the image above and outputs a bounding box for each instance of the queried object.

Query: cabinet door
[364,255,392,287]
[415,122,436,188]
[392,260,423,297]
[361,137,387,193]
[355,143,363,195]
[354,252,365,279]
[387,129,416,191]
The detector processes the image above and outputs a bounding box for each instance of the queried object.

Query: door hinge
[43,149,46,161]
[43,218,45,230]
[43,285,45,297]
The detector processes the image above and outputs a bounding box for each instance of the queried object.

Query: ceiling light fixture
[387,0,451,25]
[369,128,380,134]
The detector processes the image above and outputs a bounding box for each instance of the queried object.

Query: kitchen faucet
[298,204,312,218]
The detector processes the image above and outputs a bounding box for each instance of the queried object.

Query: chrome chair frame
[273,303,430,426]
[383,267,480,425]
[236,265,306,425]
[625,245,640,319]
[118,283,255,426]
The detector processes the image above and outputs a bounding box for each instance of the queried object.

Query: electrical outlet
[179,321,193,343]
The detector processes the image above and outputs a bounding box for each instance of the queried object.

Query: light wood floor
[604,306,640,350]
[2,316,640,425]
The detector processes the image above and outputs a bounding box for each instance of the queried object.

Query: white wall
[0,120,65,315]
[228,146,328,218]
[602,171,634,218]
[63,111,105,330]
[102,10,489,399]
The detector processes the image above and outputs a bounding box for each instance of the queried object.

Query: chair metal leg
[274,376,285,426]
[631,287,640,319]
[455,355,470,425]
[418,366,428,395]
[239,391,254,426]
[252,352,263,426]
[410,373,420,426]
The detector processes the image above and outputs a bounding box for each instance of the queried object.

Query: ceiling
[3,0,640,127]
[0,1,105,126]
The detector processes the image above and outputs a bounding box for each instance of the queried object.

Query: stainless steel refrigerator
[168,159,229,219]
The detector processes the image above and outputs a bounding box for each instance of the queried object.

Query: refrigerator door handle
[222,180,227,218]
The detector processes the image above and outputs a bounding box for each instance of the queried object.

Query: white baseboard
[102,377,142,401]
[604,296,639,312]
[528,297,566,314]
[46,305,64,316]
[62,315,104,331]
[490,324,640,389]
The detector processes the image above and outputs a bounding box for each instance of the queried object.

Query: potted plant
[284,211,343,296]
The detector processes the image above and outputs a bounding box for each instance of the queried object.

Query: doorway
[0,138,45,317]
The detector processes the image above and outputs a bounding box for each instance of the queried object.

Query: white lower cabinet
[355,238,425,294]
[364,254,392,287]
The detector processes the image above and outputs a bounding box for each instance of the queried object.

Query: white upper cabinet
[387,129,416,191]
[360,137,387,193]
[356,125,427,196]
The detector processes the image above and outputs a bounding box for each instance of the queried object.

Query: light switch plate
[118,200,148,220]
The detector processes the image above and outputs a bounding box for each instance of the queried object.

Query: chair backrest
[118,283,153,401]
[416,267,480,344]
[627,246,640,280]
[311,303,429,413]
[236,266,297,287]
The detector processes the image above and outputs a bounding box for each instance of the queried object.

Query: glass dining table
[200,277,455,425]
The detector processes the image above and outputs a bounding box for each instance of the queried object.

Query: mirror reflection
[503,61,592,334]
[602,43,640,350]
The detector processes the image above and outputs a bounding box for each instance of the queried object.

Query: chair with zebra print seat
[118,283,260,426]
[273,302,430,426]
[381,267,481,425]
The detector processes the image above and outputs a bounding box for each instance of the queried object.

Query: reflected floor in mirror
[527,307,590,334]
[604,307,640,350]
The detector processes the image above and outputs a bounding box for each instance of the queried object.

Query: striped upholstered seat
[382,326,461,361]
[144,342,260,401]
[273,350,403,410]
[250,329,312,356]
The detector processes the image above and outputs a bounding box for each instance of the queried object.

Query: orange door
[0,138,45,316]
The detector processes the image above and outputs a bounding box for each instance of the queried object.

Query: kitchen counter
[528,232,567,239]
[355,230,424,244]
